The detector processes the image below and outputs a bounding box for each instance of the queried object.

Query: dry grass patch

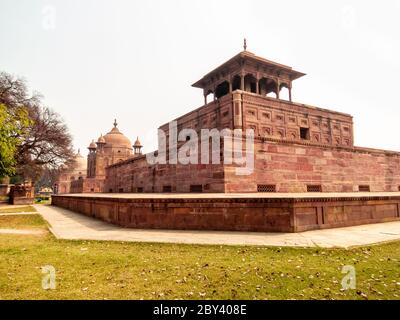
[0,206,37,214]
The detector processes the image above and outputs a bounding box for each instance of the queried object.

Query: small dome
[73,150,87,172]
[102,119,132,149]
[88,140,97,149]
[134,137,142,147]
[97,134,106,144]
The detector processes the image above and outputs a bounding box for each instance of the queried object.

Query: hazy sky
[1,0,400,154]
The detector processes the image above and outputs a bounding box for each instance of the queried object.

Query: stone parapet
[52,193,400,233]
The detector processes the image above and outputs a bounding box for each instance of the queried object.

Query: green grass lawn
[0,206,37,214]
[0,224,399,299]
[0,214,47,230]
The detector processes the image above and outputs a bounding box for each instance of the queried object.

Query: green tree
[0,103,30,178]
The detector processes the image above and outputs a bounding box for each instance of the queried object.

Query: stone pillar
[204,94,207,105]
[289,86,292,102]
[256,79,259,94]
[276,80,280,99]
[229,81,232,93]
[240,75,244,91]
[233,92,243,129]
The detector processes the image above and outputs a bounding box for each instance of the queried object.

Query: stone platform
[51,192,400,233]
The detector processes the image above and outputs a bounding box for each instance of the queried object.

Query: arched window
[244,74,257,93]
[266,91,277,98]
[232,75,241,91]
[215,81,230,99]
[258,78,277,98]
[260,77,278,98]
[204,89,214,104]
[279,83,290,101]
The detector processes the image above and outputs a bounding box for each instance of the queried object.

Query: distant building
[56,120,142,194]
[54,149,87,194]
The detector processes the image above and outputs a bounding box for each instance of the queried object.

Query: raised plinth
[51,192,400,233]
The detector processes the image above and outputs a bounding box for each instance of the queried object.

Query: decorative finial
[113,119,118,128]
[243,38,247,51]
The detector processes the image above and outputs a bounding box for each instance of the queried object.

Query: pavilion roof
[192,50,305,88]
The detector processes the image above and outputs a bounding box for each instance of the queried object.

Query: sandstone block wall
[105,155,225,193]
[52,194,400,232]
[241,92,353,147]
[224,140,400,193]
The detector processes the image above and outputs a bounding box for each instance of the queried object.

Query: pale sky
[1,0,400,155]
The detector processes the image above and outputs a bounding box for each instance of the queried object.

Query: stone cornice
[53,194,400,204]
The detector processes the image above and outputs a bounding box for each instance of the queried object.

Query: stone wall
[224,139,400,193]
[70,177,104,193]
[104,137,400,195]
[9,185,34,205]
[105,155,225,193]
[52,194,400,232]
[241,92,354,147]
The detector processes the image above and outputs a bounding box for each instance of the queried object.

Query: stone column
[233,92,243,129]
[276,80,280,99]
[256,78,259,94]
[213,85,217,101]
[240,75,245,91]
[289,86,292,102]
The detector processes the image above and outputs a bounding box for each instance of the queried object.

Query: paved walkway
[35,205,400,248]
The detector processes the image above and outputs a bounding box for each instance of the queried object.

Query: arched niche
[215,81,230,99]
[279,83,290,101]
[231,75,241,91]
[259,77,278,98]
[244,74,257,93]
[204,89,214,104]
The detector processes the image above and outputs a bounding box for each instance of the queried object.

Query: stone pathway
[35,205,400,248]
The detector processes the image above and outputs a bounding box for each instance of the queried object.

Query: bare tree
[0,72,41,111]
[0,71,75,183]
